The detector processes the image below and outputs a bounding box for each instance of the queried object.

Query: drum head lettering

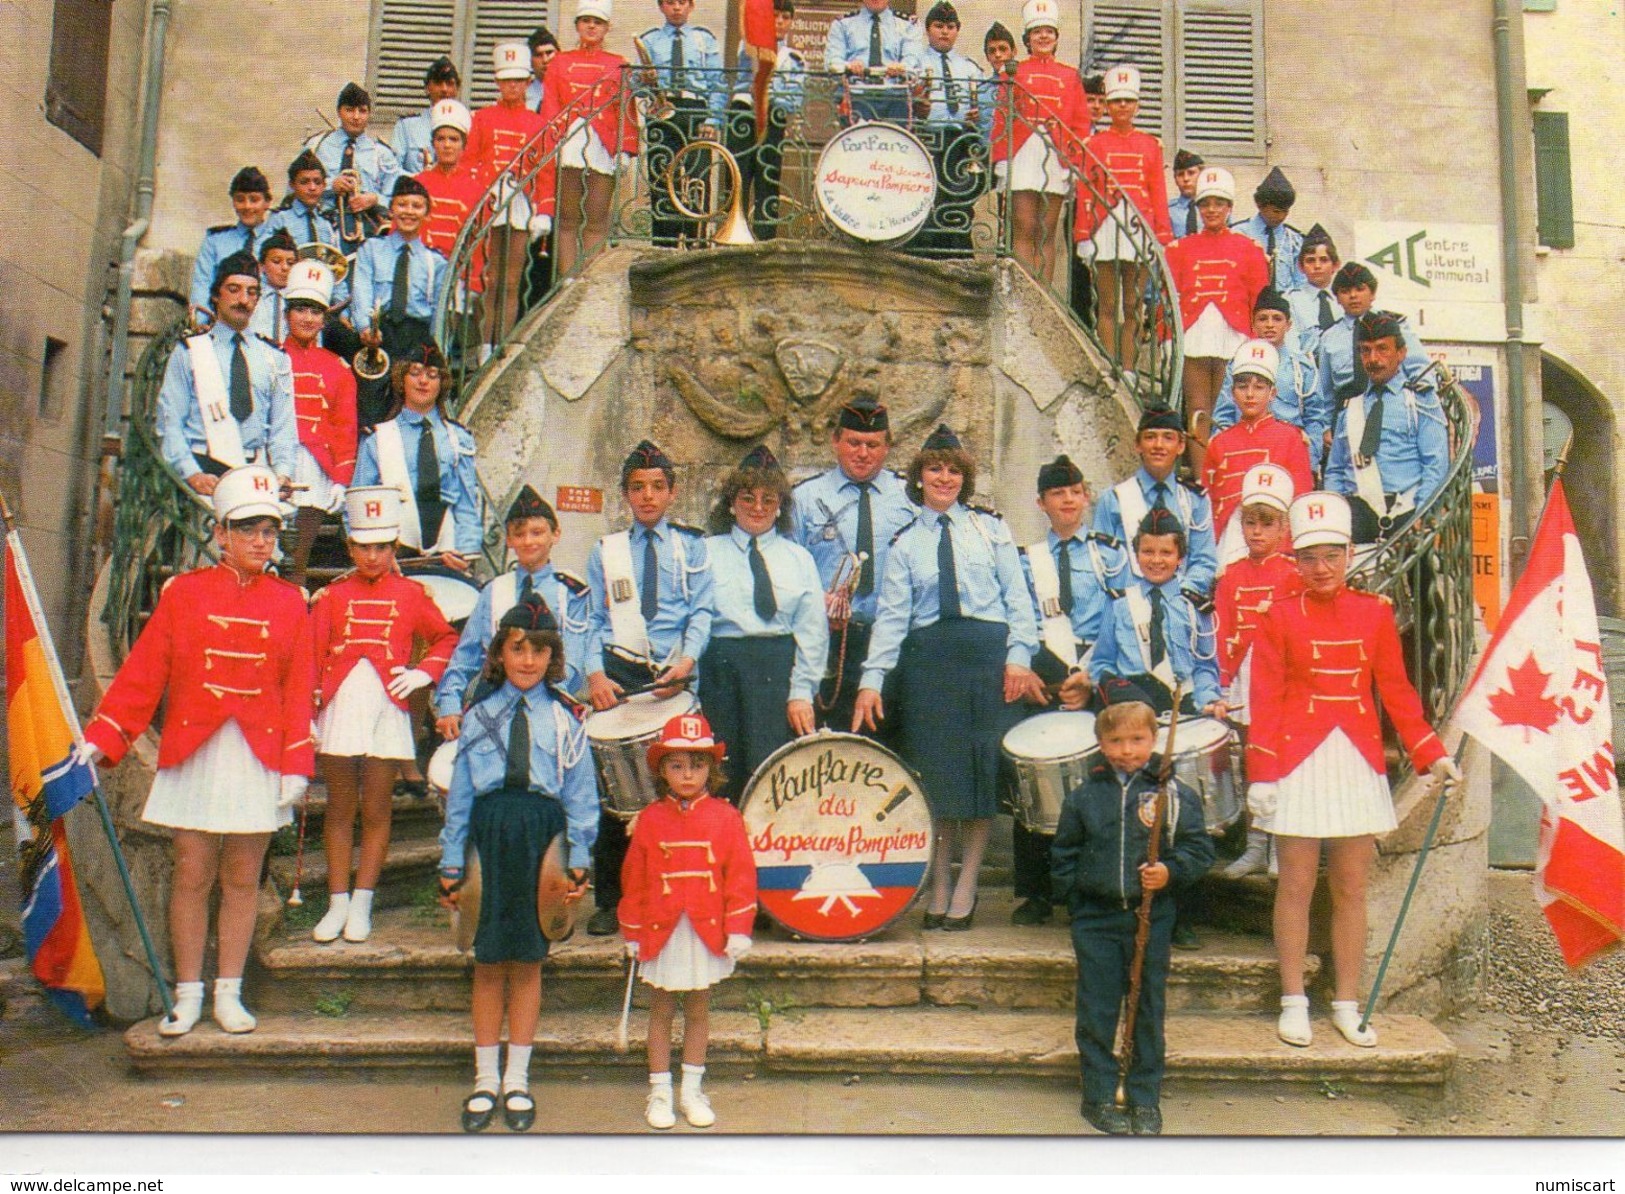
[739,733,932,942]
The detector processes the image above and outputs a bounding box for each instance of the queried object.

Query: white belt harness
[1125,585,1178,692]
[601,530,654,660]
[1024,539,1079,670]
[1343,396,1416,523]
[373,418,455,554]
[186,334,248,469]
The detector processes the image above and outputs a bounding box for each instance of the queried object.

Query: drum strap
[1217,510,1248,572]
[1342,394,1391,520]
[1024,539,1078,670]
[1125,585,1178,690]
[1114,478,1149,579]
[186,334,248,469]
[374,419,455,554]
[602,531,654,658]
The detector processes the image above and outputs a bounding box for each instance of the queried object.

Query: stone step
[289,789,445,837]
[251,892,1316,1015]
[124,1006,1453,1087]
[265,840,440,913]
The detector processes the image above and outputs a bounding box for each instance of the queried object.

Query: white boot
[1331,1000,1378,1048]
[645,1074,676,1130]
[1222,829,1270,879]
[313,892,350,943]
[158,981,205,1037]
[343,889,375,943]
[212,977,257,1034]
[678,1063,715,1128]
[1277,994,1311,1047]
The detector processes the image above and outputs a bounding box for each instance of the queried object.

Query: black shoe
[1080,1099,1132,1135]
[942,898,978,932]
[921,910,947,931]
[395,778,429,800]
[1130,1104,1163,1136]
[587,906,619,936]
[461,1090,498,1133]
[1171,921,1201,951]
[503,1089,536,1132]
[1011,898,1052,926]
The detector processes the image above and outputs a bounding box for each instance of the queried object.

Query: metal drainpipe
[1493,0,1532,570]
[101,0,173,445]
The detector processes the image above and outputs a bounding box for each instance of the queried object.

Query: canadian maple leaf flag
[1453,480,1625,967]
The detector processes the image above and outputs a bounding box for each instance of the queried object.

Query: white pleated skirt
[290,444,344,513]
[639,913,736,992]
[1008,131,1072,195]
[558,118,617,175]
[1260,728,1396,839]
[316,661,416,760]
[1183,302,1247,359]
[1077,198,1148,262]
[143,721,287,834]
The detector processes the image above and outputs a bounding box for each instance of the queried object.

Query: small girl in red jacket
[620,713,758,1131]
[309,486,457,943]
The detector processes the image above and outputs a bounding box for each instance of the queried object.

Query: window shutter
[46,0,112,155]
[465,1,552,109]
[1533,111,1575,250]
[1086,0,1168,139]
[371,0,460,120]
[1175,0,1261,156]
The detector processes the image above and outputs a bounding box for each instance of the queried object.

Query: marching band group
[86,0,1473,1138]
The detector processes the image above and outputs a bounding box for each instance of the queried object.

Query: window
[1532,110,1575,249]
[45,0,113,155]
[369,0,552,120]
[39,338,69,421]
[1085,0,1264,159]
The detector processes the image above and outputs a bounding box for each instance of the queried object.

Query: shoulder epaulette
[256,333,284,351]
[1181,587,1214,614]
[207,223,234,234]
[550,684,589,720]
[889,514,921,545]
[557,568,589,595]
[967,501,1002,519]
[1179,476,1206,497]
[670,521,705,536]
[792,472,819,488]
[691,24,716,38]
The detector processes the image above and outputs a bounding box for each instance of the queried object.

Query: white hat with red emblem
[1230,338,1279,384]
[213,464,286,524]
[284,258,335,308]
[1022,0,1060,32]
[1240,464,1295,515]
[1195,165,1236,204]
[430,98,473,135]
[1289,491,1352,549]
[1103,64,1141,100]
[493,41,531,79]
[344,486,403,545]
[575,0,613,22]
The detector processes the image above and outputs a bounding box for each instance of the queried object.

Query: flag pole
[1,491,173,1018]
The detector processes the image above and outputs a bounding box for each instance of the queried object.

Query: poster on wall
[1432,354,1502,631]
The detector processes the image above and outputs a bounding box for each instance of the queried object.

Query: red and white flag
[1452,480,1625,967]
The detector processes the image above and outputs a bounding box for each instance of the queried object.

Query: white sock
[503,1044,533,1093]
[680,1062,705,1094]
[174,981,205,1002]
[350,889,374,914]
[649,1071,672,1090]
[474,1044,501,1093]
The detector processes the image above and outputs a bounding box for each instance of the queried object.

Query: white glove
[327,484,345,511]
[625,940,639,959]
[1430,757,1463,786]
[528,214,552,239]
[73,741,105,769]
[992,160,1008,186]
[1246,782,1277,822]
[387,667,434,700]
[278,775,309,810]
[724,933,753,961]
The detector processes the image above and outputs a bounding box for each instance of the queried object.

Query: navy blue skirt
[469,785,567,964]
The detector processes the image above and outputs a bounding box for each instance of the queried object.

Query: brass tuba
[661,140,755,246]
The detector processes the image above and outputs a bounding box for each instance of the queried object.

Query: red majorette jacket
[310,570,458,711]
[1200,416,1315,535]
[1165,227,1269,334]
[1246,587,1447,782]
[1076,127,1173,245]
[86,564,315,775]
[282,339,357,485]
[618,793,759,961]
[1213,551,1300,684]
[535,49,638,217]
[416,163,489,259]
[989,56,1087,170]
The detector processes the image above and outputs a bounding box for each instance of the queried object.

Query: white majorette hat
[493,41,531,79]
[1195,165,1236,204]
[1240,464,1295,515]
[284,259,335,308]
[344,486,403,545]
[575,0,612,22]
[1022,0,1059,32]
[430,98,472,135]
[1103,64,1140,100]
[213,464,286,524]
[1289,491,1352,550]
[1230,338,1279,384]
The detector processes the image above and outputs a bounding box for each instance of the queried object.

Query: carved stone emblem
[773,338,844,403]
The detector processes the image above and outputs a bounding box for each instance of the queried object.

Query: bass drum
[1001,710,1099,835]
[402,560,481,628]
[427,740,458,794]
[1156,715,1241,837]
[585,691,701,820]
[739,732,933,942]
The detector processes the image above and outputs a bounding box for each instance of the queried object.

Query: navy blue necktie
[229,334,252,420]
[937,514,960,620]
[1148,588,1167,668]
[1057,538,1074,615]
[856,483,875,596]
[1317,290,1335,331]
[505,700,531,790]
[641,530,660,622]
[750,535,777,620]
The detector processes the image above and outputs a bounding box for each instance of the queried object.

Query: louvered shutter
[372,0,461,119]
[1175,0,1261,156]
[1533,111,1575,249]
[465,1,552,108]
[1086,0,1168,139]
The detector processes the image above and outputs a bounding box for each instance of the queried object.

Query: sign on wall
[1353,222,1503,304]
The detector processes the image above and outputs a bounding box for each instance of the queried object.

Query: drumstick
[874,782,913,822]
[615,956,638,1054]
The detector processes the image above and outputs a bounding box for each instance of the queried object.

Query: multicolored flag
[1452,479,1625,967]
[7,527,105,1022]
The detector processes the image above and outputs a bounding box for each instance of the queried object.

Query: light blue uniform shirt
[1286,284,1338,356]
[1019,528,1130,650]
[435,564,592,716]
[731,42,807,110]
[1168,194,1197,239]
[189,223,269,310]
[790,466,915,625]
[639,23,728,127]
[1090,576,1221,709]
[1231,214,1306,293]
[1323,374,1451,507]
[311,129,401,212]
[526,77,545,111]
[247,287,289,346]
[823,7,923,76]
[860,502,1039,690]
[1214,340,1332,451]
[918,46,985,126]
[707,526,829,703]
[1091,467,1218,597]
[262,202,351,305]
[156,321,297,480]
[391,108,436,176]
[350,233,447,331]
[584,518,716,670]
[438,681,598,872]
[352,409,483,555]
[1318,313,1432,404]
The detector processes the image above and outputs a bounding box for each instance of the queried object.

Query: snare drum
[427,740,458,794]
[1001,711,1099,835]
[585,691,701,820]
[1156,715,1241,836]
[402,561,481,627]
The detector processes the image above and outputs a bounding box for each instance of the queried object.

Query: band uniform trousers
[646,98,712,247]
[723,99,787,241]
[815,620,900,748]
[700,634,796,806]
[1071,896,1174,1107]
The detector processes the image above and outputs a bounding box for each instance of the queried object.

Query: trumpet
[824,550,869,628]
[334,169,387,247]
[353,306,391,381]
[632,35,677,121]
